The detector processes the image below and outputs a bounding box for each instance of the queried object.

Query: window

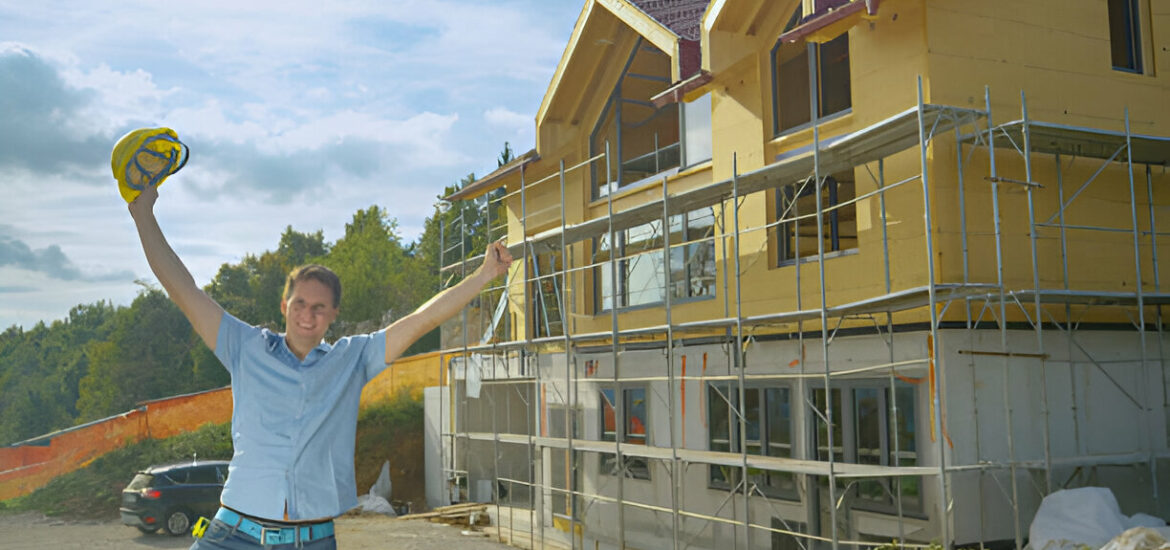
[591,38,681,198]
[530,251,564,338]
[773,171,857,266]
[771,517,807,550]
[1108,0,1144,72]
[596,207,716,311]
[707,383,795,498]
[772,9,852,135]
[187,466,220,484]
[600,387,650,479]
[810,381,920,513]
[682,93,712,167]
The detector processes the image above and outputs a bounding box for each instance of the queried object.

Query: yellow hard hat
[110,127,189,203]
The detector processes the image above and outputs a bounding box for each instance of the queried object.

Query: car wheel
[163,508,192,536]
[136,525,159,534]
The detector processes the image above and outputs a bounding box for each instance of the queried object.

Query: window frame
[590,37,682,200]
[706,382,798,500]
[595,207,717,313]
[772,172,858,268]
[770,9,853,137]
[599,385,652,481]
[1107,0,1145,73]
[808,380,923,515]
[680,92,713,168]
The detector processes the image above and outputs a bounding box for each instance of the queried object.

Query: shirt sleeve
[362,328,391,384]
[214,311,256,377]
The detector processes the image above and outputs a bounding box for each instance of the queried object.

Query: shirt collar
[263,329,332,360]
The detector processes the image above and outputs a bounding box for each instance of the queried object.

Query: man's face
[280,278,339,347]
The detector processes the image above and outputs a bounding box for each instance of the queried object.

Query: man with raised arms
[128,182,512,549]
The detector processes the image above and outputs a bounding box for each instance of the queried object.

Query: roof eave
[443,149,540,202]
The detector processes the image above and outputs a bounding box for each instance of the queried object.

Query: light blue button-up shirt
[213,311,388,521]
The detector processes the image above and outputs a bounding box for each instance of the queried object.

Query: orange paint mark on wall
[540,384,548,437]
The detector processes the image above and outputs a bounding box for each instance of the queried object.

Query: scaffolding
[433,77,1170,549]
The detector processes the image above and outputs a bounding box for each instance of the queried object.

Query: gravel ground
[0,512,512,550]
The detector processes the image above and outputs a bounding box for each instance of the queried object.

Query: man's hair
[283,264,342,308]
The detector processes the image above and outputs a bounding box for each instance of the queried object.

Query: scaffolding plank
[1007,289,1170,307]
[988,120,1170,166]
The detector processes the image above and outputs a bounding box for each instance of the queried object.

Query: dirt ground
[0,512,513,550]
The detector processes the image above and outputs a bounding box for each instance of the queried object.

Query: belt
[214,507,335,546]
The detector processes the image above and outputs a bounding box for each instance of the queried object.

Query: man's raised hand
[481,239,514,280]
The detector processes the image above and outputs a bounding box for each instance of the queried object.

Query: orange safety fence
[0,352,442,502]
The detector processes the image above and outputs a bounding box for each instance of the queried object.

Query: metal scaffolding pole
[662,175,683,550]
[605,141,628,550]
[984,86,1024,550]
[811,48,840,550]
[558,159,578,550]
[918,76,951,548]
[1124,108,1158,509]
[1021,92,1055,495]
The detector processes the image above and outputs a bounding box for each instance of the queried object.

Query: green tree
[323,206,419,334]
[498,141,514,167]
[75,288,200,422]
[204,226,327,329]
[0,302,116,444]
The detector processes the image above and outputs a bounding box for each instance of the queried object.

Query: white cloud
[0,0,583,329]
[484,106,533,138]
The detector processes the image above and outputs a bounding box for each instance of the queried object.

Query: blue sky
[0,0,583,330]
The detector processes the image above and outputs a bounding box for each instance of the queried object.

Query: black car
[120,460,229,536]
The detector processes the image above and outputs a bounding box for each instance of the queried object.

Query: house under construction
[425,0,1170,548]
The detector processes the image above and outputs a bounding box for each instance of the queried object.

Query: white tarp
[1029,487,1170,550]
[354,460,397,516]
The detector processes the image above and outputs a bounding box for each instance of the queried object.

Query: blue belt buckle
[261,526,292,545]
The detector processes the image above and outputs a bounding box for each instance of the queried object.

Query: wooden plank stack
[396,502,491,527]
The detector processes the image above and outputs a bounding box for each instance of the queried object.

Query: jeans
[189,518,337,550]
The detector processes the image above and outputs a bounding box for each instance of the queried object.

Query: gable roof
[537,0,711,137]
[630,0,710,77]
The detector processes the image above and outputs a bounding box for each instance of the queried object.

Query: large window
[707,383,796,498]
[600,387,650,480]
[1108,0,1144,73]
[773,171,857,266]
[772,10,852,135]
[591,38,680,198]
[595,207,716,311]
[811,381,920,513]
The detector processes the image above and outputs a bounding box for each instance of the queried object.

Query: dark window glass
[707,384,795,497]
[1108,0,1143,72]
[187,466,219,484]
[774,171,857,266]
[772,10,852,134]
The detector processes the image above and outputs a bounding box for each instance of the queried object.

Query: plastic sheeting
[1029,487,1170,550]
[354,460,396,516]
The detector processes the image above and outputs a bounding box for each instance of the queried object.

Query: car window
[127,473,154,490]
[215,465,228,484]
[187,466,219,484]
[162,469,188,484]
